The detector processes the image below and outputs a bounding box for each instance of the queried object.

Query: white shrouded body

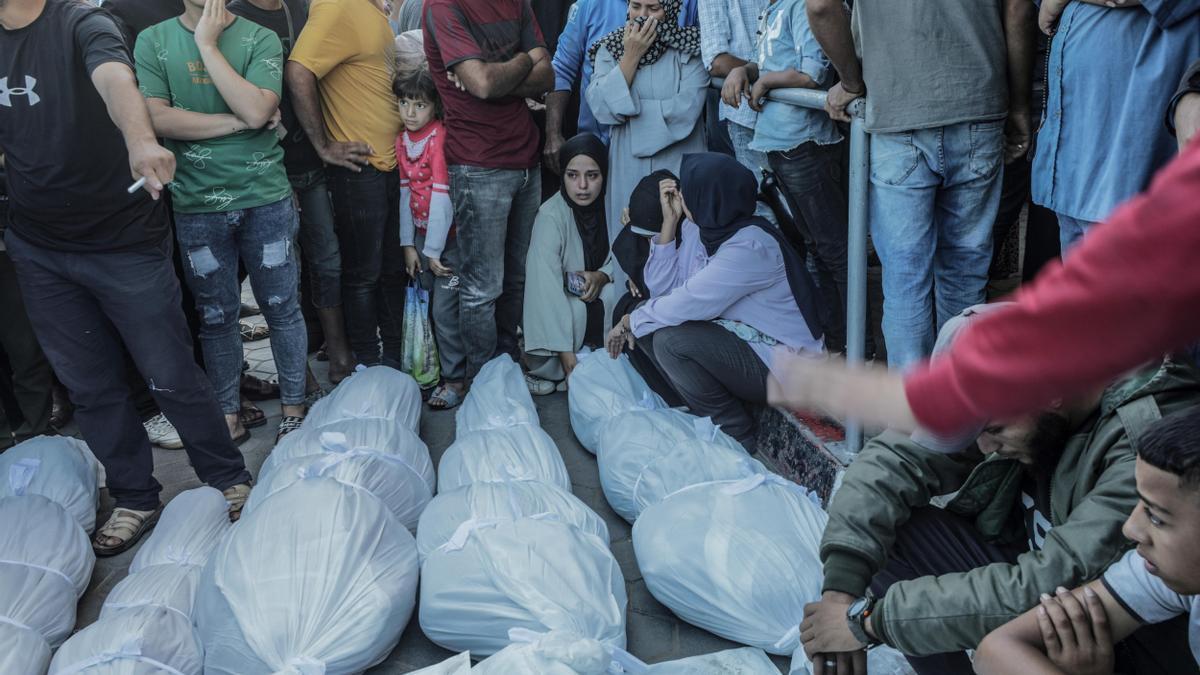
[304,365,422,433]
[566,351,666,454]
[0,435,99,533]
[436,424,569,494]
[48,605,204,675]
[455,356,539,435]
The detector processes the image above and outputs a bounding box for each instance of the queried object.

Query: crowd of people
[1,0,1199,672]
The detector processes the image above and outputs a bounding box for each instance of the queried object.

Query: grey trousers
[636,321,768,451]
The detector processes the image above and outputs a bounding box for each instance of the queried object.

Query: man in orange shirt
[285,0,404,368]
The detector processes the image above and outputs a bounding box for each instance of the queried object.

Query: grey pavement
[71,306,789,672]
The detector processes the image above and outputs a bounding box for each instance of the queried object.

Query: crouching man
[796,306,1200,675]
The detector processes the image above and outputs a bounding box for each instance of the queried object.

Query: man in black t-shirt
[229,0,356,382]
[0,0,252,555]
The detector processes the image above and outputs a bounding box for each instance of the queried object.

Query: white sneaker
[143,413,184,449]
[524,374,556,396]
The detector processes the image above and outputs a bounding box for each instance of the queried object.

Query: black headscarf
[679,152,825,339]
[587,0,701,69]
[558,134,610,272]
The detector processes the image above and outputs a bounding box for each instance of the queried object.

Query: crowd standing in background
[2,0,1200,673]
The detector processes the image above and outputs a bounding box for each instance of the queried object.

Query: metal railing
[711,79,869,454]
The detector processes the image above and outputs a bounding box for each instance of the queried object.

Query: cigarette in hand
[127,176,147,194]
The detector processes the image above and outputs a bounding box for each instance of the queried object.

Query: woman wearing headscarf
[523,134,617,395]
[586,0,709,251]
[607,152,825,450]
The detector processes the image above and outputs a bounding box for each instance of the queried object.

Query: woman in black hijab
[522,134,616,395]
[606,152,826,450]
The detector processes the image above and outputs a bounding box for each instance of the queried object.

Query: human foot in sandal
[427,382,465,410]
[222,483,252,522]
[93,504,162,557]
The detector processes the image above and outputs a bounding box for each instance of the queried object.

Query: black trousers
[4,231,250,509]
[872,507,1197,675]
[0,249,53,446]
[634,321,768,450]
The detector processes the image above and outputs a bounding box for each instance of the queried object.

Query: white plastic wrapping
[259,416,431,485]
[100,564,199,623]
[48,605,204,675]
[304,365,422,433]
[437,423,570,494]
[129,487,231,573]
[0,494,95,652]
[195,477,420,674]
[566,351,666,454]
[632,476,828,675]
[629,439,768,522]
[0,435,99,533]
[419,517,627,657]
[597,409,744,522]
[417,479,608,562]
[0,621,51,675]
[474,629,612,675]
[455,356,539,435]
[248,431,435,533]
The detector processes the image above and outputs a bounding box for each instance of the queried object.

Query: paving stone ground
[71,303,789,672]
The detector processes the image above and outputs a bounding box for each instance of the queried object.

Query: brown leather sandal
[92,505,163,557]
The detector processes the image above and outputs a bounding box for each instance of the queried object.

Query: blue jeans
[289,168,341,310]
[1056,213,1095,257]
[870,120,1004,370]
[175,197,307,413]
[5,230,250,509]
[326,165,405,368]
[726,121,776,224]
[448,164,542,381]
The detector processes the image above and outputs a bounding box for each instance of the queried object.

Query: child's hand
[429,257,454,277]
[403,247,421,278]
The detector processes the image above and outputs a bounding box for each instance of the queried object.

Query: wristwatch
[846,592,882,648]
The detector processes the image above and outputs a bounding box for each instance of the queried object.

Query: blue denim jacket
[552,0,699,141]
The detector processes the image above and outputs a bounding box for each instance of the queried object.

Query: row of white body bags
[455,355,540,434]
[417,470,623,657]
[566,351,667,454]
[48,487,232,675]
[0,436,100,675]
[195,477,420,674]
[409,629,781,674]
[304,365,422,434]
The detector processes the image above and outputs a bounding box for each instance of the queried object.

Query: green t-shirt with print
[134,17,290,214]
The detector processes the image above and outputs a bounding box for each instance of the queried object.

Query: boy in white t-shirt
[975,407,1200,675]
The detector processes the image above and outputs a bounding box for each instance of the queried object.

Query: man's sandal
[92,505,163,557]
[223,483,252,523]
[427,384,463,410]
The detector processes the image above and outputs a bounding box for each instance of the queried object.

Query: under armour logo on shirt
[0,76,40,107]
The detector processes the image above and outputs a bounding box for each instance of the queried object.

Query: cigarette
[127,177,147,194]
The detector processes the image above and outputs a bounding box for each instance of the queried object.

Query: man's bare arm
[543,89,570,172]
[806,0,863,92]
[513,47,555,99]
[284,61,371,171]
[145,98,249,140]
[452,53,534,100]
[709,53,749,78]
[90,61,175,199]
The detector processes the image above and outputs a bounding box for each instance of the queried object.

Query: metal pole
[844,100,869,454]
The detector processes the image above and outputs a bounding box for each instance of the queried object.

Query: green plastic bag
[402,278,441,388]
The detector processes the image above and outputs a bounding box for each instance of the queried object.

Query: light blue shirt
[1032,0,1200,222]
[748,0,842,153]
[632,220,823,376]
[552,0,699,142]
[698,0,767,131]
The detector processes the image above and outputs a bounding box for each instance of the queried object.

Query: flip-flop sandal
[275,415,305,443]
[427,384,463,410]
[93,504,163,557]
[239,322,271,342]
[239,302,262,318]
[232,427,252,446]
[240,373,280,401]
[239,402,268,429]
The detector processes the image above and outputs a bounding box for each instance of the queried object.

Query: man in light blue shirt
[698,0,767,176]
[543,0,698,171]
[1034,0,1200,254]
[721,0,846,351]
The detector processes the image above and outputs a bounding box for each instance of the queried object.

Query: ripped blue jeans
[175,197,307,414]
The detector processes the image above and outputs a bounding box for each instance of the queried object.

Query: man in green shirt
[135,0,309,444]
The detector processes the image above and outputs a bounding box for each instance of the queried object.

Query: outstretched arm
[91,62,175,200]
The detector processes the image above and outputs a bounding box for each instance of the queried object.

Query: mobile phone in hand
[565,271,586,297]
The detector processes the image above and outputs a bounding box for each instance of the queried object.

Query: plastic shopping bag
[402,279,441,389]
[596,408,744,522]
[195,478,420,675]
[417,479,609,562]
[632,476,827,675]
[305,365,422,433]
[437,423,570,494]
[566,351,666,454]
[0,435,99,533]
